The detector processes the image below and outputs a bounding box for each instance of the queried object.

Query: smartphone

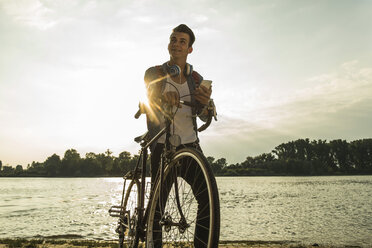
[200,80,212,89]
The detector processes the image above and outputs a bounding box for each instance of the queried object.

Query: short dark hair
[172,24,195,47]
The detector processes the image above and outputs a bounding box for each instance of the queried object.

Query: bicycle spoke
[191,229,209,247]
[147,148,220,248]
[194,185,208,198]
[195,221,210,231]
[196,212,211,222]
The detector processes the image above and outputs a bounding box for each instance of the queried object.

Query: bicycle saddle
[134,131,149,143]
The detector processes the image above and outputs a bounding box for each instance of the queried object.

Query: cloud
[0,0,59,30]
[201,61,372,163]
[228,60,372,126]
[191,13,209,23]
[1,0,372,166]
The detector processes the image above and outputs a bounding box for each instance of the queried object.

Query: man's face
[168,32,193,60]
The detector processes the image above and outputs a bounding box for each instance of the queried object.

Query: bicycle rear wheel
[120,178,140,248]
[146,148,220,248]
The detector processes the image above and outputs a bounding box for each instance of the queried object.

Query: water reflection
[0,176,371,247]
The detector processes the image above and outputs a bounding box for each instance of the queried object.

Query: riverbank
[0,239,352,248]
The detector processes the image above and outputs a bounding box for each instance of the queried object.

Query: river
[0,176,371,247]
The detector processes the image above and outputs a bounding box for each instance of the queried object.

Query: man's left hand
[195,85,212,105]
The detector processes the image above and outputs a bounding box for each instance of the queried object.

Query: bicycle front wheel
[146,148,220,248]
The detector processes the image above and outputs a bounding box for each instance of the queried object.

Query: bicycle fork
[159,158,190,233]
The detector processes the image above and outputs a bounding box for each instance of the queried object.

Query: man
[143,24,215,247]
[144,24,212,181]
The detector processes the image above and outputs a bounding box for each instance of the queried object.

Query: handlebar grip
[134,109,142,119]
[197,99,216,132]
[197,110,213,132]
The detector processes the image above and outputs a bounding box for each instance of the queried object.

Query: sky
[1,0,372,167]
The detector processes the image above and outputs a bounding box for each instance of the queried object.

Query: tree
[330,139,351,173]
[15,165,23,176]
[44,154,61,176]
[350,139,372,173]
[311,139,335,173]
[97,151,114,175]
[273,141,296,160]
[61,149,81,176]
[27,161,45,176]
[211,158,227,174]
[293,138,313,161]
[2,166,14,176]
[241,156,255,168]
[117,151,133,174]
[83,152,103,176]
[206,156,215,165]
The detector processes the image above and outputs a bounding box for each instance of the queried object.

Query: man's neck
[168,58,187,83]
[169,58,187,74]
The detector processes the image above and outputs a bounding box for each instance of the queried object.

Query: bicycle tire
[120,178,140,248]
[146,147,220,248]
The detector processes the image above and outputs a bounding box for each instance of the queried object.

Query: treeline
[0,149,141,177]
[1,138,372,177]
[212,138,372,176]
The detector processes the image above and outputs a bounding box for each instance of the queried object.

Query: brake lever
[209,99,217,121]
[179,100,194,107]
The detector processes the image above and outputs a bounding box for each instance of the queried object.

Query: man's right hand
[163,91,181,108]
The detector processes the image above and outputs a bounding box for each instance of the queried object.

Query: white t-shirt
[157,76,197,144]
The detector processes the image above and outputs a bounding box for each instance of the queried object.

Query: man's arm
[144,66,165,106]
[194,84,212,121]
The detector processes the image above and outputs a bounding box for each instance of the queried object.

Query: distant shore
[0,239,351,248]
[2,138,372,178]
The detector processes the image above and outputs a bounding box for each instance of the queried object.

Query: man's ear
[188,46,193,54]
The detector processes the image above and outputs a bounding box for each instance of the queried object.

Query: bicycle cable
[161,76,197,139]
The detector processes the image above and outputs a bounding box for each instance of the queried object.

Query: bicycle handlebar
[134,100,193,119]
[134,99,216,132]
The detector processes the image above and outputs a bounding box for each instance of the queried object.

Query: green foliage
[210,157,227,174]
[218,138,372,176]
[1,138,372,177]
[0,148,140,177]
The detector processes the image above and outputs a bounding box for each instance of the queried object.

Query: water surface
[0,176,371,247]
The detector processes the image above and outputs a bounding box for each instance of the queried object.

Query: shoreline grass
[0,238,357,248]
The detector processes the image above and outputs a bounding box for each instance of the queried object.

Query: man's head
[172,24,195,47]
[168,24,195,61]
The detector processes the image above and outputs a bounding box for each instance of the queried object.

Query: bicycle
[109,92,220,248]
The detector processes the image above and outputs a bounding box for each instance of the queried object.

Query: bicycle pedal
[108,206,125,217]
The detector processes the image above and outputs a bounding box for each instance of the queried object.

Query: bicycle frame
[109,100,216,245]
[110,104,181,242]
